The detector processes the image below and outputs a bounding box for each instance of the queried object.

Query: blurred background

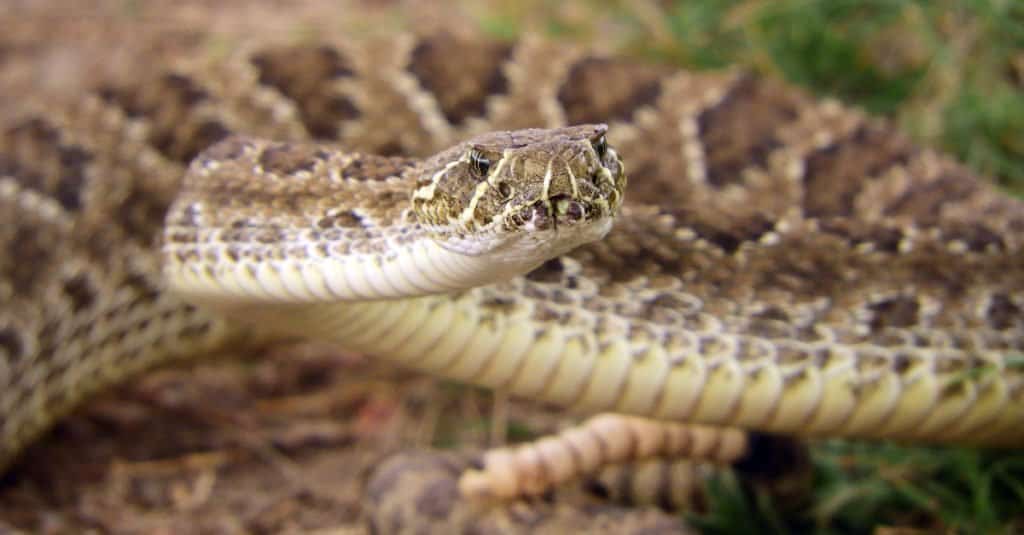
[4,0,1022,197]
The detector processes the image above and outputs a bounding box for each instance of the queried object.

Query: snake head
[411,124,626,262]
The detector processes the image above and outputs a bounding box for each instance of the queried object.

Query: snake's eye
[469,149,491,178]
[591,134,607,159]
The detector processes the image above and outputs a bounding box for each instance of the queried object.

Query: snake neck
[165,234,543,305]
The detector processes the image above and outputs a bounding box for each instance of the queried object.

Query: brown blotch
[3,119,93,211]
[583,479,613,501]
[802,125,914,218]
[54,146,91,211]
[251,45,360,138]
[407,33,513,125]
[62,274,97,313]
[689,214,775,253]
[185,121,232,162]
[0,327,23,362]
[525,258,566,283]
[883,171,979,225]
[96,84,129,111]
[98,73,208,118]
[373,141,405,157]
[6,225,55,298]
[258,143,322,175]
[753,247,848,298]
[868,296,920,330]
[115,180,177,247]
[556,57,667,124]
[121,269,162,304]
[0,152,29,181]
[986,294,1021,330]
[697,75,799,188]
[319,209,364,228]
[161,73,210,107]
[6,115,61,147]
[99,73,227,162]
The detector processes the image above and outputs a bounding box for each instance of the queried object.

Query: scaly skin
[0,31,1022,533]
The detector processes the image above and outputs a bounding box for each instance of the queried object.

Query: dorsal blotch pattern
[2,119,92,212]
[250,45,361,139]
[694,74,802,188]
[802,124,916,218]
[1,35,1023,480]
[406,33,513,126]
[99,73,232,162]
[556,57,668,124]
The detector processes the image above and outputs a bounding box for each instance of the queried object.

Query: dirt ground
[1,336,603,533]
[3,346,423,532]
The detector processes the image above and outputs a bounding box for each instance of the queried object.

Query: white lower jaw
[166,217,615,308]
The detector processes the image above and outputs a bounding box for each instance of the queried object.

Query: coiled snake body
[1,32,1023,497]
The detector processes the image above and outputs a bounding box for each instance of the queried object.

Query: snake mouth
[520,194,592,231]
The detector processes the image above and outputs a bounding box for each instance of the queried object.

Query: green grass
[461,1,1024,532]
[469,0,1024,197]
[688,442,1024,534]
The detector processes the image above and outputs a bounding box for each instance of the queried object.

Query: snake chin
[491,210,615,269]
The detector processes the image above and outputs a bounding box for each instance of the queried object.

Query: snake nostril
[565,201,584,221]
[551,194,585,221]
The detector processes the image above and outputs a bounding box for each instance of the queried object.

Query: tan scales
[1,33,1023,520]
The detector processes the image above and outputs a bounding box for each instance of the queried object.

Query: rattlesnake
[1,31,1023,531]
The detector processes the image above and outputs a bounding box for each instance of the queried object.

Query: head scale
[410,124,626,263]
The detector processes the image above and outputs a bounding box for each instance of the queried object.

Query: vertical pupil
[472,152,491,176]
[592,135,607,158]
